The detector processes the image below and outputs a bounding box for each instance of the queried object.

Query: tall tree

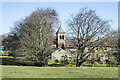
[67,8,111,67]
[107,30,118,51]
[2,33,20,56]
[4,8,59,66]
[105,30,118,63]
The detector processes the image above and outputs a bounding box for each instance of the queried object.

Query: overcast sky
[1,2,118,35]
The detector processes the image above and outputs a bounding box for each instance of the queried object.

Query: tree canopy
[67,7,111,67]
[2,8,59,66]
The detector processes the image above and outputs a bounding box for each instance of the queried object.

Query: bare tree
[11,8,59,66]
[107,30,118,51]
[105,30,118,63]
[67,8,111,67]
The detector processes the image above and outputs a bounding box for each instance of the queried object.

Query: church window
[62,35,64,39]
[59,35,62,39]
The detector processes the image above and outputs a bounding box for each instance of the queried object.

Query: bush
[1,51,9,56]
[82,63,93,67]
[94,62,99,65]
[1,56,34,66]
[60,59,69,66]
[118,65,120,67]
[67,64,76,67]
[55,59,59,63]
[97,58,103,64]
[72,59,76,62]
[95,64,107,67]
[106,60,118,67]
[1,57,15,65]
[48,62,62,67]
[15,61,35,66]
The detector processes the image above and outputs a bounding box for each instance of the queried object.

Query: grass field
[2,65,118,78]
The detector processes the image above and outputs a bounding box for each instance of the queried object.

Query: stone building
[51,26,71,61]
[52,48,71,61]
[51,26,114,63]
[56,26,65,48]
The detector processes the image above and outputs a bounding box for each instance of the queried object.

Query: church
[51,26,112,63]
[56,26,66,48]
[51,26,73,61]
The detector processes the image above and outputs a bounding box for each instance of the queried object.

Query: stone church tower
[56,26,65,48]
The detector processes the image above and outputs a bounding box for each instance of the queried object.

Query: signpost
[0,47,6,51]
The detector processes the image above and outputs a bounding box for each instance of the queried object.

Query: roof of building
[65,38,112,49]
[56,26,65,34]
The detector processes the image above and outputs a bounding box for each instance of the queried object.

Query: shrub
[55,59,59,63]
[95,64,107,67]
[15,61,35,66]
[1,56,35,66]
[60,59,68,66]
[82,63,92,67]
[72,59,76,62]
[118,65,120,67]
[106,60,118,67]
[48,62,54,65]
[48,62,62,67]
[67,64,76,67]
[94,62,99,65]
[1,57,15,65]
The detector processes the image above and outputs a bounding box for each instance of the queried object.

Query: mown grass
[2,65,118,78]
[1,56,119,78]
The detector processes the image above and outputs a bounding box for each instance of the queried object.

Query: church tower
[56,26,65,49]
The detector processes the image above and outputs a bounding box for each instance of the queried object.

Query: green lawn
[1,56,119,78]
[2,65,118,78]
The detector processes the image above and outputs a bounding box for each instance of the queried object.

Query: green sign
[0,47,6,51]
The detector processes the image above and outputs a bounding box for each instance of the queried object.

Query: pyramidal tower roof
[56,26,65,34]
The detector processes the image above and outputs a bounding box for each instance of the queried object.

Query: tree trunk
[78,61,85,67]
[78,59,86,67]
[76,50,80,67]
[76,62,80,67]
[76,54,79,67]
[78,48,84,67]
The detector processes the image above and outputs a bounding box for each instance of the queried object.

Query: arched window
[62,35,64,39]
[59,35,62,39]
